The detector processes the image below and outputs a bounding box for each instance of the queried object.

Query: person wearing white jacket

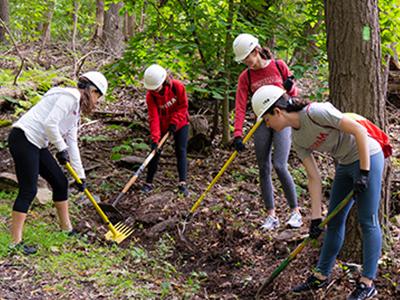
[8,71,108,255]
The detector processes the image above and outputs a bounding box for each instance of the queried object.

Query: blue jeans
[317,152,384,279]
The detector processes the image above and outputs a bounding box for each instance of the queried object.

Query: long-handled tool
[179,118,264,235]
[65,162,134,244]
[98,132,170,221]
[255,190,354,299]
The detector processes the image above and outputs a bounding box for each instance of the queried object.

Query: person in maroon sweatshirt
[232,33,302,230]
[142,64,189,196]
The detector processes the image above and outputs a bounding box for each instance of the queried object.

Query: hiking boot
[286,211,303,228]
[261,215,280,230]
[292,274,328,293]
[178,182,189,197]
[10,242,37,255]
[141,183,153,194]
[347,282,377,300]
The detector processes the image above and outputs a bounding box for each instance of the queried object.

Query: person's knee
[273,161,287,175]
[13,188,37,213]
[51,176,68,201]
[359,213,380,233]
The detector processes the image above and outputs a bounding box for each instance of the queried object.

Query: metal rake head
[104,222,134,244]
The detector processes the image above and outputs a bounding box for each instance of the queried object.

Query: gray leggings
[253,122,298,210]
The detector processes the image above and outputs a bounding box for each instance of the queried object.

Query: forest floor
[0,45,399,299]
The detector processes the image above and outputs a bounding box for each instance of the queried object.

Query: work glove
[233,137,245,152]
[168,124,177,135]
[283,76,295,92]
[56,150,69,165]
[151,142,158,151]
[354,170,369,194]
[309,218,323,239]
[72,179,86,192]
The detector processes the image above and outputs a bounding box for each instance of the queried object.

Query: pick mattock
[179,118,264,236]
[65,162,134,244]
[98,132,170,221]
[255,190,354,299]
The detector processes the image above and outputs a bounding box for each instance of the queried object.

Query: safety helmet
[233,33,260,62]
[143,64,167,90]
[251,85,286,120]
[81,71,108,96]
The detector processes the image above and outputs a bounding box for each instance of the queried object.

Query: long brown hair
[257,46,273,60]
[78,77,98,115]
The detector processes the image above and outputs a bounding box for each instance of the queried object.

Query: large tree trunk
[324,0,392,262]
[0,0,9,43]
[103,2,124,55]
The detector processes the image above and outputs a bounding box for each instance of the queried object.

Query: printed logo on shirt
[252,76,281,92]
[308,132,329,150]
[159,98,177,110]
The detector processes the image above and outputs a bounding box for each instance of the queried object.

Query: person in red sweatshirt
[142,64,189,196]
[232,33,302,230]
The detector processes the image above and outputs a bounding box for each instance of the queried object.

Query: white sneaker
[261,215,280,230]
[286,211,303,228]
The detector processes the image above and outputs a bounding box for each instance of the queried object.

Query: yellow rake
[65,162,133,244]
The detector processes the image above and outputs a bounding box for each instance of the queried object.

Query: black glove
[309,218,323,239]
[72,179,86,192]
[354,169,369,194]
[151,142,158,151]
[168,124,177,134]
[56,150,69,165]
[283,76,295,92]
[233,137,245,152]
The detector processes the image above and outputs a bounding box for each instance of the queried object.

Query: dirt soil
[0,47,399,299]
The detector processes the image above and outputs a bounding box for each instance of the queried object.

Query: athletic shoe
[347,282,377,300]
[286,211,303,228]
[261,215,280,230]
[292,274,328,293]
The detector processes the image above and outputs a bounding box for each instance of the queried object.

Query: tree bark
[0,0,9,43]
[324,0,392,261]
[92,0,104,43]
[103,2,124,55]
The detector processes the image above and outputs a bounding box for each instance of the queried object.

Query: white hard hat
[81,71,108,96]
[144,64,167,90]
[251,85,286,120]
[233,33,260,62]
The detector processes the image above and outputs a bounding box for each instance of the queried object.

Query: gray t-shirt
[292,102,382,165]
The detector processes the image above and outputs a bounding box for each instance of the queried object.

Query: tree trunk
[41,0,56,46]
[103,2,124,55]
[92,0,104,43]
[0,0,9,43]
[72,0,79,52]
[324,0,392,262]
[221,0,235,145]
[124,12,135,40]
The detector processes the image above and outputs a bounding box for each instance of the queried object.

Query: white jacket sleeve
[44,95,76,152]
[65,125,86,179]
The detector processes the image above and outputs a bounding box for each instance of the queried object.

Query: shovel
[179,118,264,236]
[255,190,354,299]
[65,162,134,244]
[98,132,170,221]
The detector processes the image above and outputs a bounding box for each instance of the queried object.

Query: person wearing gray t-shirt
[251,85,385,300]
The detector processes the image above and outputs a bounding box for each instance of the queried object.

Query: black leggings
[8,128,68,213]
[146,125,189,183]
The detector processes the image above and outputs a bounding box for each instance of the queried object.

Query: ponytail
[258,46,273,60]
[78,77,98,115]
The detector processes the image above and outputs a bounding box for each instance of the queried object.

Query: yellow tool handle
[65,162,117,236]
[189,118,264,214]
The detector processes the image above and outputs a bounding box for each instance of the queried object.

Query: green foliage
[379,0,400,58]
[80,135,110,143]
[9,0,96,43]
